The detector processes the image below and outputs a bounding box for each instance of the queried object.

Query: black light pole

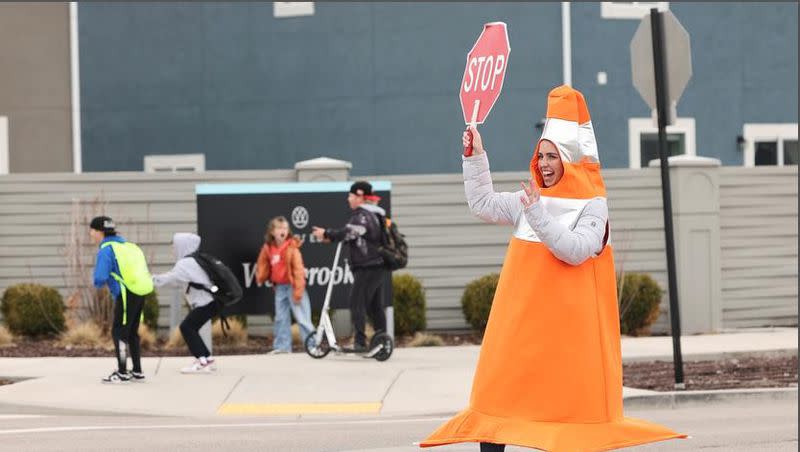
[650,8,685,388]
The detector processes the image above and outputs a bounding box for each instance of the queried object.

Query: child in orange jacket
[256,216,314,354]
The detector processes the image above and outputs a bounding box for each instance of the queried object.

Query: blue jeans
[272,284,315,352]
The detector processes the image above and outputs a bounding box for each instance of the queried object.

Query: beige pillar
[295,157,352,182]
[650,155,722,333]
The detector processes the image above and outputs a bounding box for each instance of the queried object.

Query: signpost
[631,9,693,388]
[461,22,510,156]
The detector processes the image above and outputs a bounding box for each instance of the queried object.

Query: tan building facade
[0,2,74,173]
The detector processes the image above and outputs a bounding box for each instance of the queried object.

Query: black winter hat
[90,216,116,234]
[349,181,373,196]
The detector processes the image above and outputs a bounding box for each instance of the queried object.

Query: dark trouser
[480,443,505,452]
[112,289,145,373]
[180,302,217,359]
[350,267,387,347]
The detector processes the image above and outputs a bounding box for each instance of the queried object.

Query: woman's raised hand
[520,178,540,208]
[462,125,485,155]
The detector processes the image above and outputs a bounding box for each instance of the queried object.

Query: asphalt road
[0,397,795,451]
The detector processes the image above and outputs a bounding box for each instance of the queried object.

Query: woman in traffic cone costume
[420,85,685,452]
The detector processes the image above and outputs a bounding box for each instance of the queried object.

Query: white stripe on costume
[578,121,599,162]
[513,196,601,243]
[540,118,579,162]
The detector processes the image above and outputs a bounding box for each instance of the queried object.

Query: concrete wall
[1,164,796,333]
[0,2,73,173]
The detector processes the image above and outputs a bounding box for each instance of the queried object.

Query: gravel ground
[623,355,798,391]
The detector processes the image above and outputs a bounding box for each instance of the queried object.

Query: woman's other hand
[520,178,540,208]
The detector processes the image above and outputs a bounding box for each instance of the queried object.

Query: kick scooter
[304,242,394,361]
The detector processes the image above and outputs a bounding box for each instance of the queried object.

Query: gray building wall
[77,2,798,174]
[571,2,799,167]
[78,2,561,175]
[0,2,73,173]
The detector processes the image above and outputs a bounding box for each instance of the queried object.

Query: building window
[0,116,7,174]
[628,117,696,168]
[274,2,314,18]
[601,2,668,19]
[144,154,205,173]
[742,123,798,167]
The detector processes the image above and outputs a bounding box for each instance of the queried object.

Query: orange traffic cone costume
[421,86,685,451]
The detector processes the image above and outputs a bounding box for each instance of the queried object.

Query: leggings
[111,289,145,373]
[180,302,217,359]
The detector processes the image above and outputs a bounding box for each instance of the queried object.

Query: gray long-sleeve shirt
[464,152,608,266]
[152,232,214,308]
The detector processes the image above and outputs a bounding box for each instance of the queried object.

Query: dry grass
[58,321,111,350]
[290,323,316,345]
[164,328,184,350]
[291,324,302,345]
[408,332,445,347]
[138,324,157,351]
[212,318,247,347]
[0,325,15,348]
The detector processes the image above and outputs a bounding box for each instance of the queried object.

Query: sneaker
[128,371,146,382]
[267,349,290,355]
[206,357,217,371]
[180,360,213,374]
[102,370,131,384]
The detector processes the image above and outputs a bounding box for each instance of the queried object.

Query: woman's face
[537,140,564,188]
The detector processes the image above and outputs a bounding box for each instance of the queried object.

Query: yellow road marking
[218,402,382,415]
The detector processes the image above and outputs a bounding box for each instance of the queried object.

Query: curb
[622,348,798,363]
[623,387,797,409]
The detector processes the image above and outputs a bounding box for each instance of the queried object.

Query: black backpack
[375,215,408,271]
[187,251,244,334]
[188,251,243,307]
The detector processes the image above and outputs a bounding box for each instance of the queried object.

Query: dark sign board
[196,181,392,316]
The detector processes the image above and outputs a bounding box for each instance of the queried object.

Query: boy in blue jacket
[90,216,147,384]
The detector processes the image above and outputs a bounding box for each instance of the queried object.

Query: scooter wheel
[369,332,394,362]
[305,333,330,359]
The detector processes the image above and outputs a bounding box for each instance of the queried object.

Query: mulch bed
[0,337,273,358]
[396,331,483,347]
[0,333,484,358]
[623,355,798,391]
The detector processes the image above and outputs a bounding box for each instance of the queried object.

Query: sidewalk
[0,328,795,418]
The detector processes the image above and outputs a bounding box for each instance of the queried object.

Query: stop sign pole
[650,8,685,388]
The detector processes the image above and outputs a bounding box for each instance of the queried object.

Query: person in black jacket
[312,181,386,352]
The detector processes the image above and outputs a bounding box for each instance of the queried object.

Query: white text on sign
[463,55,506,92]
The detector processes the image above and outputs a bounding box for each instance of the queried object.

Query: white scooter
[304,242,394,361]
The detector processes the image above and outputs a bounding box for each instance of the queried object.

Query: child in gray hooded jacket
[152,232,218,373]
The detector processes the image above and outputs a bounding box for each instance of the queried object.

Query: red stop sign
[460,22,511,125]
